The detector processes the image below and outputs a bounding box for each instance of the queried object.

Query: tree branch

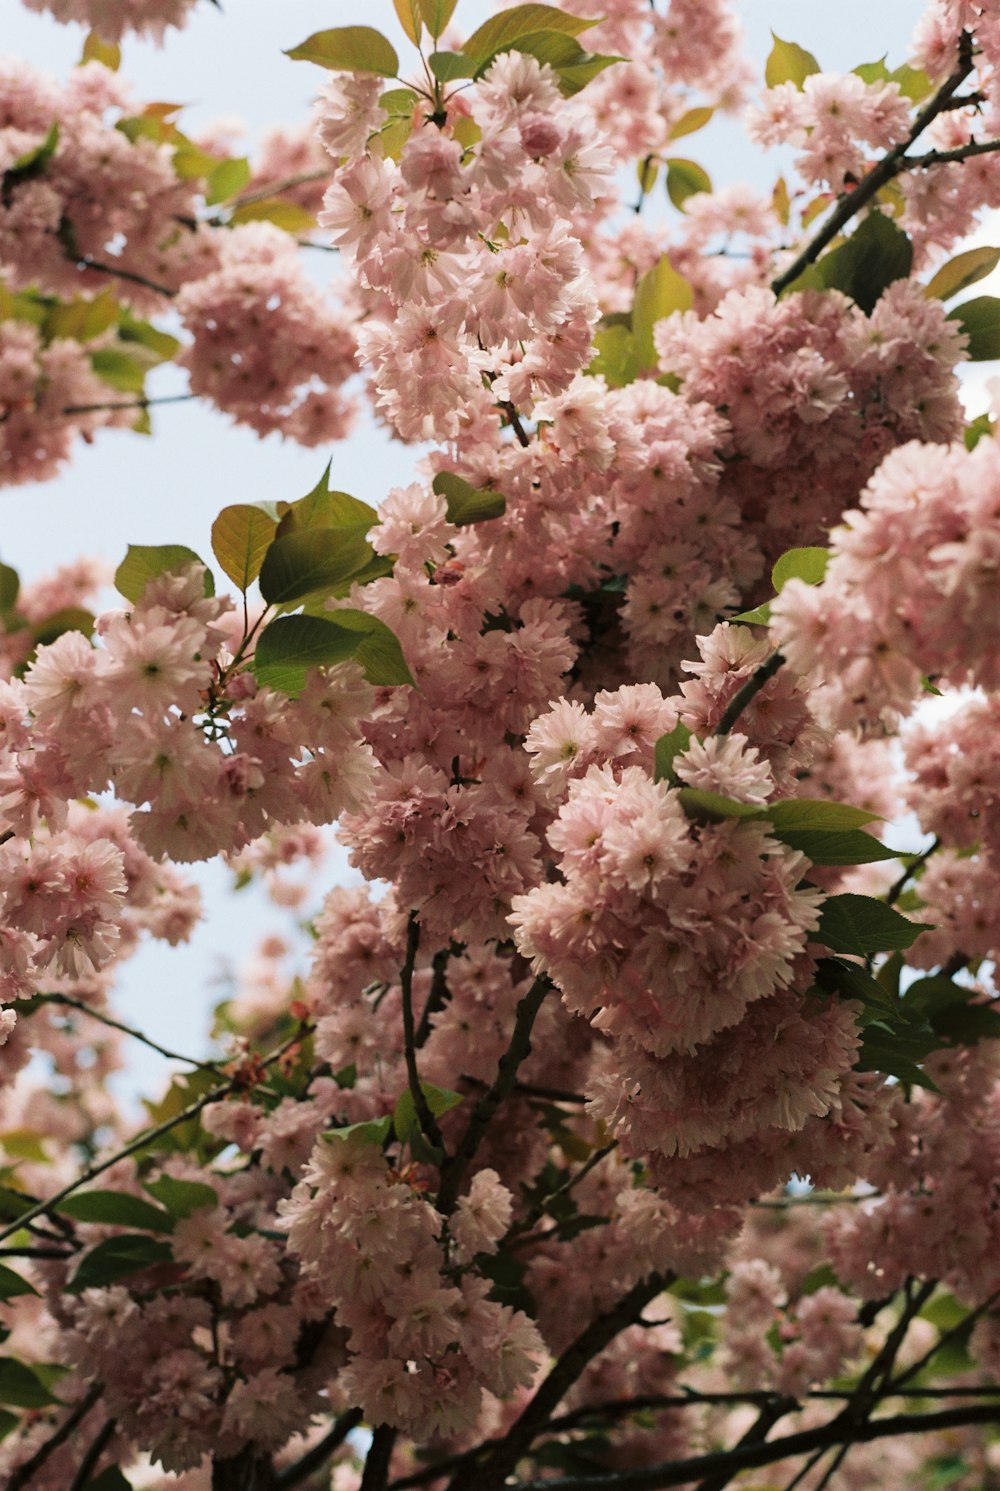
[511,1403,1000,1490]
[276,1409,364,1488]
[7,1385,103,1491]
[361,1426,398,1491]
[436,974,552,1216]
[38,990,222,1072]
[772,31,977,296]
[0,1026,305,1244]
[400,912,446,1155]
[715,651,785,736]
[452,1272,673,1490]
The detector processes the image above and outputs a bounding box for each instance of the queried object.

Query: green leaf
[393,1082,462,1163]
[380,87,420,114]
[0,1264,37,1300]
[925,246,1000,302]
[0,1358,61,1409]
[636,155,659,194]
[84,1469,133,1491]
[254,611,413,694]
[856,1022,940,1090]
[89,347,146,394]
[3,123,59,198]
[31,607,95,647]
[118,312,181,363]
[631,254,692,371]
[462,4,598,69]
[778,829,898,865]
[728,602,772,626]
[676,788,762,823]
[853,58,890,85]
[418,0,459,40]
[317,608,414,686]
[771,546,829,592]
[964,411,995,450]
[498,33,620,95]
[586,323,640,388]
[211,505,278,592]
[665,157,712,211]
[432,470,506,525]
[765,34,820,89]
[813,211,914,315]
[143,1176,218,1218]
[949,296,1000,360]
[814,955,900,1020]
[393,0,423,45]
[816,894,931,956]
[890,62,933,102]
[258,529,373,606]
[56,1189,174,1234]
[931,1000,1000,1045]
[229,198,317,232]
[669,106,714,140]
[67,1234,173,1294]
[285,26,400,76]
[0,1409,18,1442]
[205,155,251,206]
[115,544,214,604]
[324,1116,392,1146]
[763,799,881,831]
[0,562,19,615]
[653,721,691,784]
[81,31,122,69]
[429,50,474,81]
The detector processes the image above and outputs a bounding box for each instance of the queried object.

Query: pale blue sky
[4,0,972,1099]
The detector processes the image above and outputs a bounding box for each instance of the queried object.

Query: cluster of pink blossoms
[0,319,133,486]
[749,73,912,189]
[320,53,611,440]
[22,0,200,44]
[280,1130,543,1439]
[771,431,1000,732]
[175,223,358,445]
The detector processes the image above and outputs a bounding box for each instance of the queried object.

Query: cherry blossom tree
[6,1,1000,1489]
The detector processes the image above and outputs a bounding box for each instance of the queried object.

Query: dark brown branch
[436,974,552,1215]
[68,1417,117,1491]
[7,1385,103,1491]
[772,31,977,296]
[715,651,785,737]
[885,838,939,908]
[276,1409,364,1488]
[502,400,531,448]
[75,255,177,297]
[361,1426,398,1491]
[906,136,1000,169]
[399,913,446,1155]
[451,1272,673,1490]
[39,990,221,1071]
[512,1403,1000,1490]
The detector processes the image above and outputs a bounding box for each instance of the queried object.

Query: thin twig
[39,991,222,1073]
[75,256,177,298]
[0,1027,305,1244]
[885,838,939,908]
[62,392,196,417]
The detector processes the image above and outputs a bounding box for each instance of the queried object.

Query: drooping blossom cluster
[771,431,1000,732]
[21,0,200,44]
